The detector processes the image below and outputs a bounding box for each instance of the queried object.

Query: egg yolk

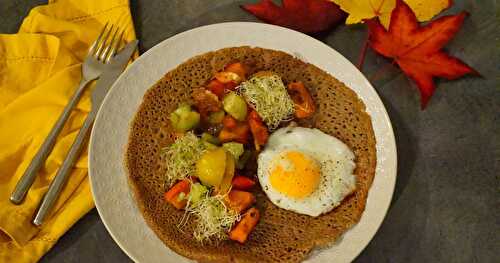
[269,151,321,199]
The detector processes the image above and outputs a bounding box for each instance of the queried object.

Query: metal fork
[10,23,124,204]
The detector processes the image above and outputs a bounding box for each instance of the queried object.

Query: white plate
[89,22,397,263]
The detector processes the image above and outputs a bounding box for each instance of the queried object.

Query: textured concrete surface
[1,0,499,262]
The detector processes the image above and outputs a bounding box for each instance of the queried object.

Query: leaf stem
[357,30,370,70]
[369,60,397,83]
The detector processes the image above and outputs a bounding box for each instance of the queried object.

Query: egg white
[257,127,356,217]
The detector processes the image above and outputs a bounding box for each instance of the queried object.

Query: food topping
[188,194,240,242]
[239,72,295,129]
[231,176,256,191]
[215,71,242,84]
[224,190,256,214]
[258,127,356,217]
[222,115,238,129]
[188,183,209,205]
[169,103,201,132]
[224,62,248,80]
[192,87,222,117]
[207,110,225,124]
[162,132,206,186]
[229,207,260,244]
[223,92,248,121]
[287,81,316,118]
[206,79,226,98]
[236,150,252,170]
[248,110,269,151]
[196,148,227,187]
[219,121,250,144]
[201,132,221,145]
[164,179,191,209]
[217,152,236,194]
[222,142,244,161]
[269,151,321,199]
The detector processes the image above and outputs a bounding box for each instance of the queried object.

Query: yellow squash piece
[331,0,450,29]
[196,148,227,187]
[218,152,236,194]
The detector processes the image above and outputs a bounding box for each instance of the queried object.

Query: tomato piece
[164,179,191,209]
[224,190,256,213]
[229,207,260,244]
[215,71,242,84]
[225,62,247,80]
[287,81,316,118]
[248,110,269,150]
[219,124,250,144]
[232,176,256,190]
[222,115,238,129]
[207,79,226,98]
[224,81,239,91]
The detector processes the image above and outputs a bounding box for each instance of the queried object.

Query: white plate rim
[89,22,397,263]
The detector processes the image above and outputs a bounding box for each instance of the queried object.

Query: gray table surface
[1,0,498,262]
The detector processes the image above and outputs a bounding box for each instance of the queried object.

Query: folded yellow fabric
[0,0,136,262]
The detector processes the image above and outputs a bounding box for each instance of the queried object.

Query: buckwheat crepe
[126,47,376,263]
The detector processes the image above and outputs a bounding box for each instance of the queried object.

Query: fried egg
[257,127,356,217]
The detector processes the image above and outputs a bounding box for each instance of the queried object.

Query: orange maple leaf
[367,0,479,108]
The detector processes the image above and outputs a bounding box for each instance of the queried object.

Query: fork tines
[89,22,125,62]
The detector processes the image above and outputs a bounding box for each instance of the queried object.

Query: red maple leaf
[367,0,479,109]
[242,0,345,34]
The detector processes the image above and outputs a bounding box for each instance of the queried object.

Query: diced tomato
[232,176,256,190]
[219,124,250,144]
[207,79,239,99]
[164,179,191,209]
[224,190,256,213]
[225,62,247,80]
[207,79,226,98]
[215,71,241,84]
[287,82,316,118]
[248,110,269,150]
[224,81,239,91]
[229,207,260,244]
[222,115,238,129]
[192,87,222,119]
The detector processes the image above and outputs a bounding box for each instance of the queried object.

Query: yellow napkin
[0,0,136,262]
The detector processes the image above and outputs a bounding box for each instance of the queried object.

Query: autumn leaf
[242,0,346,34]
[332,0,395,28]
[332,0,452,29]
[406,0,453,21]
[367,0,478,108]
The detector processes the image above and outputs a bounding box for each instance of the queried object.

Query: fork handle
[33,110,96,226]
[10,78,91,204]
